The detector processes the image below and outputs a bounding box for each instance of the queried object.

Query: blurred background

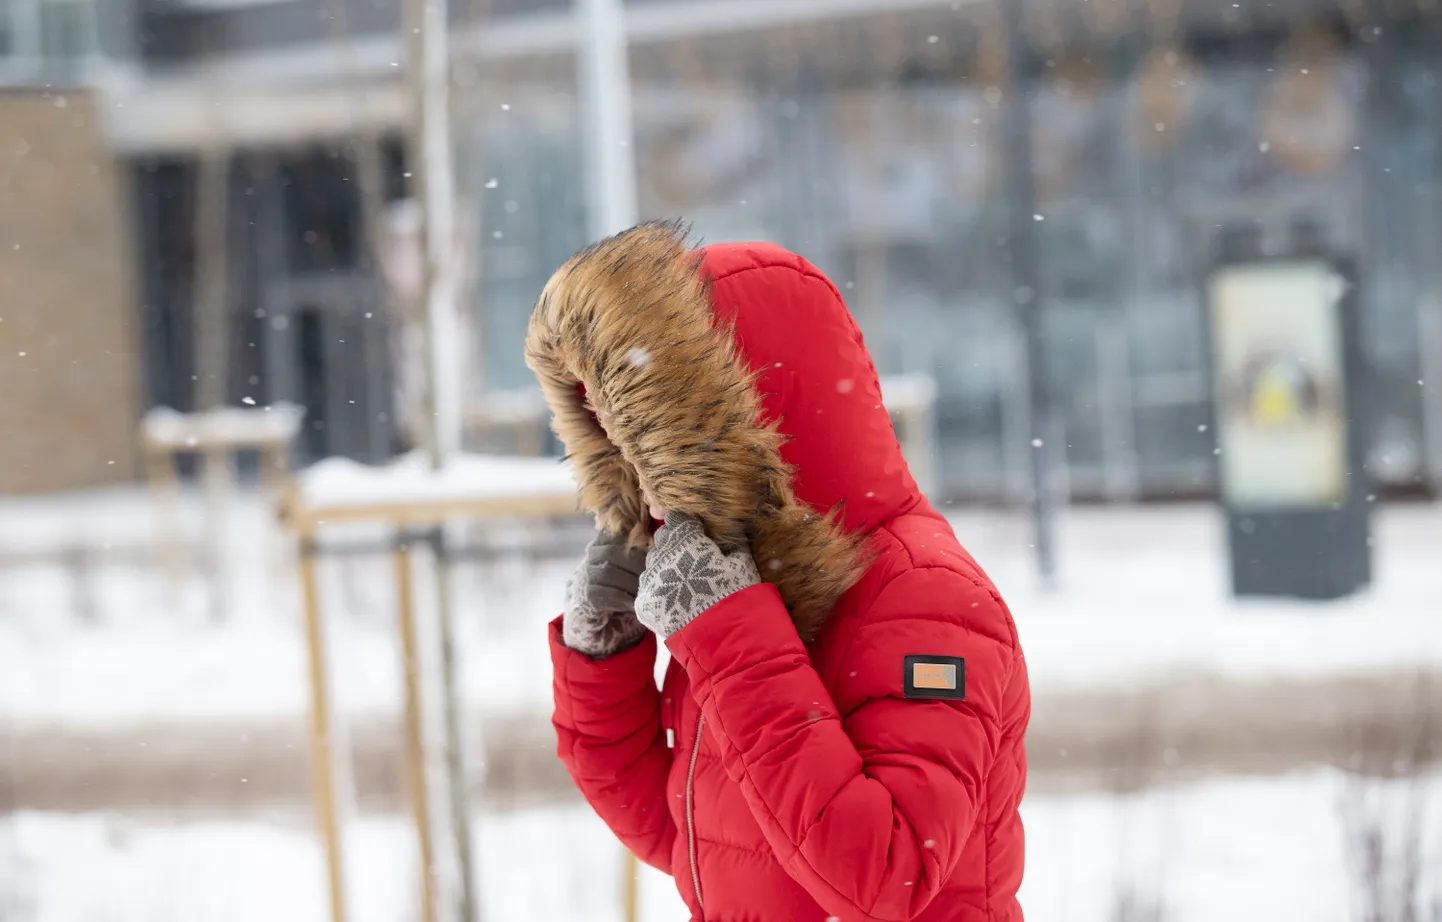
[1,0,1441,920]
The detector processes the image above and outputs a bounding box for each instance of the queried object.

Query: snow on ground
[1,486,1440,730]
[294,452,575,512]
[971,501,1442,690]
[2,770,1437,922]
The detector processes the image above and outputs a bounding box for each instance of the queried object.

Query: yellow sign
[1209,261,1349,509]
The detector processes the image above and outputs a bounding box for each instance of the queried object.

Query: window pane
[0,2,17,57]
[40,0,91,60]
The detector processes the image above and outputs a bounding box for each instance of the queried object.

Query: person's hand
[562,530,649,658]
[636,512,760,639]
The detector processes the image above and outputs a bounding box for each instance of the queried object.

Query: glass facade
[460,15,1442,500]
[123,5,1441,497]
[0,0,96,77]
[0,3,16,58]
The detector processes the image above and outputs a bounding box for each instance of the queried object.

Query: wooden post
[299,532,349,922]
[282,462,581,922]
[621,850,640,922]
[395,539,438,922]
[518,419,543,458]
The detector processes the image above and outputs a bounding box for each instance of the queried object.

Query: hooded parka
[526,223,1029,922]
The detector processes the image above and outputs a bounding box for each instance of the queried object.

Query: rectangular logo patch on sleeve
[903,655,965,700]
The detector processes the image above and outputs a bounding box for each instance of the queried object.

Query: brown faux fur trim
[525,221,864,640]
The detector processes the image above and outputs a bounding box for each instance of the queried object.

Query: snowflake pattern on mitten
[636,512,760,637]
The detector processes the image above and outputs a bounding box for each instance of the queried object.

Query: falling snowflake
[836,378,855,394]
[484,178,499,189]
[627,347,651,368]
[242,396,256,405]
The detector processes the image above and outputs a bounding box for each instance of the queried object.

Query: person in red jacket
[525,221,1030,922]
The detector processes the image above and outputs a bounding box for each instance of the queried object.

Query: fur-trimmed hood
[525,222,922,640]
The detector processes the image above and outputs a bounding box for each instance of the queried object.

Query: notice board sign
[1208,259,1351,510]
[1203,249,1370,600]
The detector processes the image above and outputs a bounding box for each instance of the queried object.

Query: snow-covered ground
[2,487,1440,731]
[2,769,1437,922]
[3,487,1439,919]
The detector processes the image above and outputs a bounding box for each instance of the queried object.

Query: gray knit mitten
[636,512,761,638]
[562,530,650,659]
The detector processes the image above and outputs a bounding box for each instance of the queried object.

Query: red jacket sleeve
[665,570,1018,922]
[550,616,677,873]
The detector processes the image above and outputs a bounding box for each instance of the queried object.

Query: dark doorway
[263,276,396,465]
[295,304,330,462]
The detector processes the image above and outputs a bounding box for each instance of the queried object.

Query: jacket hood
[525,221,922,639]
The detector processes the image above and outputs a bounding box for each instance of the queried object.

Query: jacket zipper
[685,713,705,915]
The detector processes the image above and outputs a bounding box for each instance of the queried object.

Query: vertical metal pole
[299,533,349,922]
[194,150,231,413]
[429,525,477,922]
[577,0,640,240]
[999,0,1060,587]
[194,150,235,621]
[145,445,186,616]
[260,444,291,598]
[200,446,233,622]
[1000,325,1032,502]
[1096,321,1141,502]
[396,540,439,922]
[1420,297,1442,491]
[402,0,480,919]
[405,0,463,462]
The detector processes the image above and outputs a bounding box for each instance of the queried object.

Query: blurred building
[4,0,1441,500]
[0,87,142,493]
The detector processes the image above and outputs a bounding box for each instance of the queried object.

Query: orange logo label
[912,662,957,690]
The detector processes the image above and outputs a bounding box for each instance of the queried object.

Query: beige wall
[0,89,143,493]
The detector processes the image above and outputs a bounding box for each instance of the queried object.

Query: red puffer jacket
[528,223,1029,922]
